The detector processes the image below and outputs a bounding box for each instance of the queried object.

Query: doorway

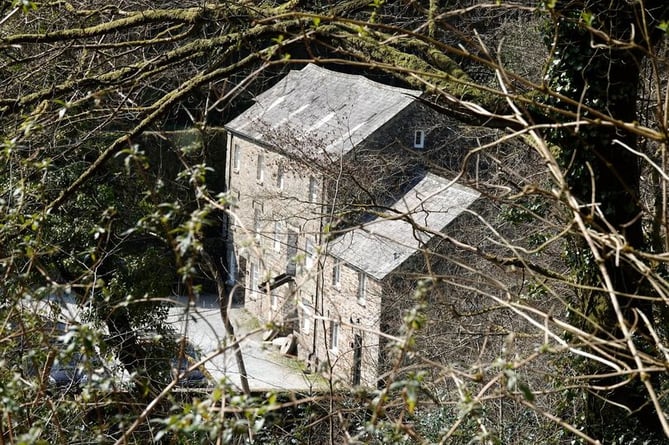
[352,333,362,386]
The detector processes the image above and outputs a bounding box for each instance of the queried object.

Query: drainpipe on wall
[224,133,236,288]
[311,172,327,364]
[225,133,232,196]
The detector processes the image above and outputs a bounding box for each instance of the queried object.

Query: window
[256,152,265,182]
[302,300,312,334]
[329,320,340,352]
[305,238,316,270]
[286,230,298,276]
[276,163,285,190]
[254,208,261,244]
[271,293,279,312]
[414,130,425,149]
[273,222,282,252]
[308,176,318,203]
[332,261,341,288]
[233,143,241,171]
[229,188,240,204]
[250,262,259,293]
[357,272,366,305]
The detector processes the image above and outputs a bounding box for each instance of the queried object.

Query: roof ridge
[299,63,422,96]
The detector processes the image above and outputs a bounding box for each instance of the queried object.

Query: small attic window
[414,130,425,149]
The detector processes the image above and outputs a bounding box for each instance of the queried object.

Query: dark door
[352,334,362,386]
[234,256,247,305]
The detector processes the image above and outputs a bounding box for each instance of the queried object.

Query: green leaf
[519,382,535,402]
[658,21,669,34]
[580,11,594,27]
[405,386,417,414]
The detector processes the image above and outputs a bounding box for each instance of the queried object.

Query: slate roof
[327,173,480,281]
[224,64,421,155]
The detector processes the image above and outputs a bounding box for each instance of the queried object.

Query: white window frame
[357,272,366,305]
[414,130,425,149]
[233,143,241,172]
[271,293,279,312]
[276,163,285,190]
[254,208,261,244]
[329,320,340,352]
[286,228,298,277]
[256,152,265,183]
[302,301,312,334]
[305,238,316,270]
[308,176,318,203]
[332,261,341,288]
[273,221,282,252]
[250,262,259,294]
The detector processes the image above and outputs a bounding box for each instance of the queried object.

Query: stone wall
[315,255,383,387]
[226,133,322,328]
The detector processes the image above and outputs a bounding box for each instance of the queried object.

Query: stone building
[223,64,478,386]
[321,173,479,385]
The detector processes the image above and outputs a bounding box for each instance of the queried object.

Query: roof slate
[327,173,480,280]
[224,64,421,155]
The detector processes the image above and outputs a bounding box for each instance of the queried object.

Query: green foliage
[1,0,669,444]
[14,0,37,14]
[500,197,548,224]
[541,0,557,10]
[0,107,215,441]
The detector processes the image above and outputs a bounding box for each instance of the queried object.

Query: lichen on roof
[225,64,421,156]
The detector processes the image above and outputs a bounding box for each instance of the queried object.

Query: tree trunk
[547,3,663,440]
[202,251,251,395]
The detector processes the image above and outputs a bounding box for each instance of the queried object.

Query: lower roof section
[327,173,480,281]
